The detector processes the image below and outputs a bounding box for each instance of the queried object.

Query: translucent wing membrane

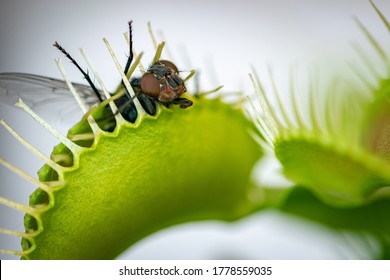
[0,73,102,127]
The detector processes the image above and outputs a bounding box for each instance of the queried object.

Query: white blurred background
[0,0,389,259]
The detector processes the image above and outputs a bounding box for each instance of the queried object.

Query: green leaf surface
[23,97,262,259]
[275,135,390,207]
[280,186,390,259]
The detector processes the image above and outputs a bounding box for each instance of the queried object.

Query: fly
[0,21,193,130]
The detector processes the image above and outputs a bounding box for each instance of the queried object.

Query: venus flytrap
[250,1,390,208]
[248,1,390,258]
[0,26,263,259]
[1,1,390,260]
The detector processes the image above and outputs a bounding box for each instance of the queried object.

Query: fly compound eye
[159,60,179,73]
[141,72,160,97]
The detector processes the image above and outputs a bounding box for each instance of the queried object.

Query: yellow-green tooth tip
[23,99,262,259]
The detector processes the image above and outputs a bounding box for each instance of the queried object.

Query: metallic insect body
[141,60,192,109]
[0,21,193,127]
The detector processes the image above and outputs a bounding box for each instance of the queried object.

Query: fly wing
[0,73,103,127]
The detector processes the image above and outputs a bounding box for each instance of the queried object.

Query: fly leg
[172,97,193,109]
[53,42,104,102]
